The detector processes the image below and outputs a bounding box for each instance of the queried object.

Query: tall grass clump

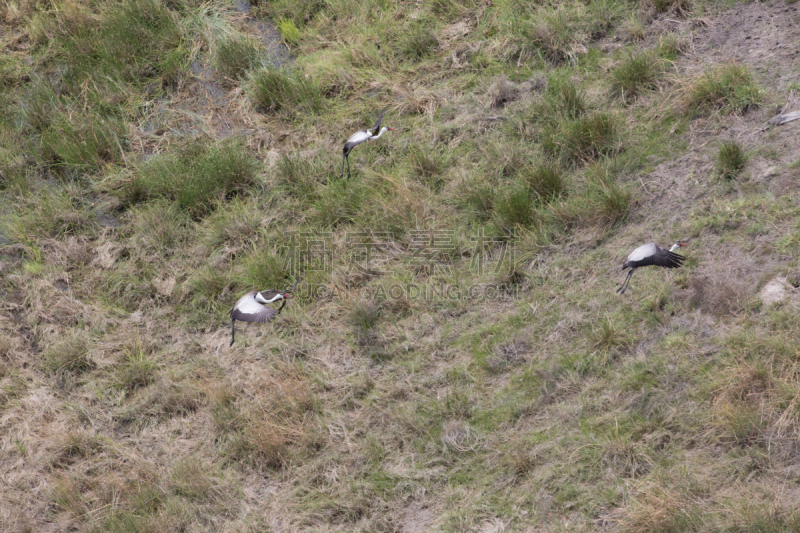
[717,141,747,179]
[277,19,300,46]
[249,68,324,115]
[408,145,450,190]
[215,34,262,82]
[1,188,96,240]
[519,160,566,202]
[528,4,591,64]
[587,162,633,226]
[684,63,763,116]
[41,109,127,172]
[128,200,190,254]
[263,0,326,27]
[113,337,158,393]
[457,179,495,223]
[541,75,587,121]
[239,247,289,291]
[495,183,536,229]
[651,0,691,13]
[19,77,60,133]
[349,302,389,360]
[59,0,185,90]
[311,178,368,227]
[43,336,95,377]
[275,152,326,202]
[610,51,667,101]
[587,0,625,38]
[399,23,439,61]
[125,137,259,217]
[544,112,621,165]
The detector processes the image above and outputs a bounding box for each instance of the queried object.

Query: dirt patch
[690,1,800,91]
[401,500,437,533]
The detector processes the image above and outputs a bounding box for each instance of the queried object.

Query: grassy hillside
[2,0,800,530]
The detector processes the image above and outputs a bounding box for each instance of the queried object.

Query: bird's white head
[669,242,688,252]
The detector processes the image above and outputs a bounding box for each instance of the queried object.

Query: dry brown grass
[614,481,700,532]
[3,0,800,530]
[226,361,319,468]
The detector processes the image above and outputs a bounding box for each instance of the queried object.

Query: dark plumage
[617,242,686,295]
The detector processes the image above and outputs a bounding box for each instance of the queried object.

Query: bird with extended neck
[340,114,392,180]
[229,279,300,346]
[617,242,687,295]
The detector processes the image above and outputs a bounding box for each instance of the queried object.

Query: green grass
[125,137,259,217]
[716,140,747,179]
[544,112,622,164]
[215,34,263,82]
[113,338,158,393]
[248,67,325,115]
[495,183,537,230]
[58,0,186,91]
[610,50,667,101]
[685,63,764,116]
[3,0,800,530]
[520,160,566,202]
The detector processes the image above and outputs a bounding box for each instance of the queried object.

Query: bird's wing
[345,129,372,146]
[653,248,685,268]
[232,296,279,323]
[626,243,657,262]
[370,114,384,136]
[231,291,258,316]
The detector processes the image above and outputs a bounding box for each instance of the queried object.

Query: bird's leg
[340,153,346,179]
[346,154,351,180]
[276,300,287,315]
[617,269,635,294]
[230,318,236,346]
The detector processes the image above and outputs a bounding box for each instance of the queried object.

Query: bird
[340,114,393,179]
[229,279,299,346]
[617,242,687,295]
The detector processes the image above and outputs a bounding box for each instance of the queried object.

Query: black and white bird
[340,114,393,179]
[229,280,299,345]
[617,242,687,295]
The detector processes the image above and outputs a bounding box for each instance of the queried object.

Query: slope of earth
[1,0,800,531]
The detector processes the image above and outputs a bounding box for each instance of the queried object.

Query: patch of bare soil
[692,0,800,89]
[625,1,800,308]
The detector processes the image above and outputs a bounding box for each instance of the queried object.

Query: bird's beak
[387,127,394,131]
[284,293,294,299]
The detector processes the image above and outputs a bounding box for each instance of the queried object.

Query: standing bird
[617,242,687,295]
[229,279,299,346]
[340,114,393,179]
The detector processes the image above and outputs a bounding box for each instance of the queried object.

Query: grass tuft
[716,140,747,179]
[248,68,325,115]
[400,23,439,61]
[520,160,566,202]
[125,137,259,217]
[43,335,95,378]
[610,51,667,101]
[277,18,301,46]
[215,34,262,82]
[495,183,536,229]
[113,336,158,393]
[544,112,622,164]
[684,63,763,116]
